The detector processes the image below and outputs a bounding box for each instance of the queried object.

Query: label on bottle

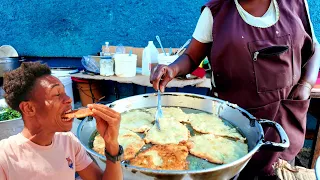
[100,59,114,76]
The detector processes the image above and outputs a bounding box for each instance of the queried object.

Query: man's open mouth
[62,109,73,122]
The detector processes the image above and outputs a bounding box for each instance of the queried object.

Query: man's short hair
[3,62,51,112]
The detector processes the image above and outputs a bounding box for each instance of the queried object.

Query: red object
[71,77,89,83]
[314,72,320,89]
[316,72,320,85]
[191,67,206,78]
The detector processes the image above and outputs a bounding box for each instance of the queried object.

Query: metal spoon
[175,39,191,55]
[155,90,163,130]
[156,35,167,56]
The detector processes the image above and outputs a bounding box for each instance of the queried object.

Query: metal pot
[77,93,289,180]
[0,57,24,77]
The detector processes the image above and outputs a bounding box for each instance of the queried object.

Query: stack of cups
[114,54,137,77]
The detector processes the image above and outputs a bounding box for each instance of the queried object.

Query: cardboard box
[102,46,181,67]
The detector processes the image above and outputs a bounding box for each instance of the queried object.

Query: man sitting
[0,62,123,180]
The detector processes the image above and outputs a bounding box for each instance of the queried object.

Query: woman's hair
[3,62,51,112]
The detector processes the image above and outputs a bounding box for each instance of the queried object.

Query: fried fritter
[187,134,248,164]
[93,129,145,160]
[63,108,93,119]
[130,144,189,170]
[144,118,189,145]
[188,113,245,142]
[147,107,189,123]
[120,110,154,133]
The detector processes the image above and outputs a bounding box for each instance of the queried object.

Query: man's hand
[88,104,121,156]
[288,82,312,100]
[80,104,123,180]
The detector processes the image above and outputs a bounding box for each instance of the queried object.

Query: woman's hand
[149,39,212,93]
[288,82,312,100]
[88,104,121,156]
[150,64,177,92]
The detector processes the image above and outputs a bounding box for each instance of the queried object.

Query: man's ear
[19,101,36,117]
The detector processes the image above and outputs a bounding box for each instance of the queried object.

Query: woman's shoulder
[279,0,308,8]
[203,0,230,8]
[202,0,231,16]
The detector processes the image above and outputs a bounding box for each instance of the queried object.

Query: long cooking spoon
[156,35,167,56]
[155,90,163,130]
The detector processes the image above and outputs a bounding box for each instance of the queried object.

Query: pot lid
[51,67,79,77]
[0,45,18,58]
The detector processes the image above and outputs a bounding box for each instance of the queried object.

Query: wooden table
[309,90,320,168]
[70,73,211,88]
[71,72,320,168]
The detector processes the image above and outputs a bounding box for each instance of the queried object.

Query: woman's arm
[150,38,212,92]
[291,42,320,100]
[150,7,214,92]
[289,0,319,100]
[170,38,212,77]
[300,0,320,87]
[300,42,320,87]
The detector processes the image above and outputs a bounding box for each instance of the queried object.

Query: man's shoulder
[0,134,21,150]
[0,138,10,152]
[0,134,21,165]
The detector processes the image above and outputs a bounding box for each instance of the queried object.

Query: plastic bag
[81,56,100,73]
[115,44,125,54]
[273,159,316,180]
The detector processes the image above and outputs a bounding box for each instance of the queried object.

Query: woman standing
[150,0,320,178]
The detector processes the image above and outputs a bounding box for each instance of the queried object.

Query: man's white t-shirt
[0,132,93,180]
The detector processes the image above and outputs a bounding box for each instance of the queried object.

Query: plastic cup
[158,53,179,65]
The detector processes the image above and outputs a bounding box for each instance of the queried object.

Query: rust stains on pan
[184,94,205,99]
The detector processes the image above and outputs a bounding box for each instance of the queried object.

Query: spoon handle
[176,39,191,55]
[156,35,167,56]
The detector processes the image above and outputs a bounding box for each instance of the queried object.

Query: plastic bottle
[100,42,114,76]
[142,41,159,76]
[100,56,114,76]
[102,42,111,56]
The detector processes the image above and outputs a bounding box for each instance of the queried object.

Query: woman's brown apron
[203,0,315,177]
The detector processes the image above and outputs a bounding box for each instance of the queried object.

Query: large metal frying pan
[77,93,289,180]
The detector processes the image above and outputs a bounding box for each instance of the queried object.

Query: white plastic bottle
[100,42,114,76]
[102,42,111,56]
[142,41,159,76]
[100,57,114,76]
